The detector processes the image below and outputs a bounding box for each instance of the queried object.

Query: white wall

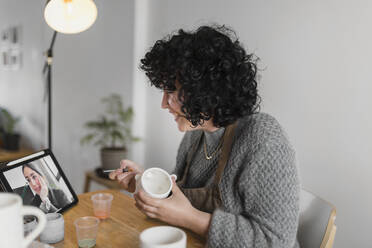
[0,0,46,149]
[141,0,372,247]
[2,1,371,246]
[0,0,135,195]
[52,0,135,194]
[3,167,26,189]
[130,0,152,167]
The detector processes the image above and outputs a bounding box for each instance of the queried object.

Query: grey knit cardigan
[174,113,300,248]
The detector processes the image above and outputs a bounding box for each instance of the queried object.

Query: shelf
[0,148,34,163]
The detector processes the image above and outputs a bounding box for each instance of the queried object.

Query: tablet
[0,149,78,213]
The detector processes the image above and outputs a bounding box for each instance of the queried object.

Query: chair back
[297,189,337,248]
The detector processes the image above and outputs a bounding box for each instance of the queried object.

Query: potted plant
[81,94,140,170]
[0,108,21,151]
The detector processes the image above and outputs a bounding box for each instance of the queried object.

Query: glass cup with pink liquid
[91,193,113,220]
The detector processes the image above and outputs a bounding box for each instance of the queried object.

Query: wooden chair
[297,189,337,248]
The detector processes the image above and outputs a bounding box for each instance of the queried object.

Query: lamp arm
[42,31,57,74]
[42,31,58,149]
[49,30,58,51]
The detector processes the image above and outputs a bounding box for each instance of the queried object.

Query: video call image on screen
[3,155,74,213]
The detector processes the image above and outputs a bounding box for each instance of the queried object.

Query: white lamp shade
[44,0,97,34]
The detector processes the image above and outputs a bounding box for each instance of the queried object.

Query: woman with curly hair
[110,25,300,247]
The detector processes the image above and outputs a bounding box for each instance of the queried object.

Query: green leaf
[1,108,20,134]
[119,107,134,123]
[80,94,140,149]
[131,137,141,142]
[80,133,96,145]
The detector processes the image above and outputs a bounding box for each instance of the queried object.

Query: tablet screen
[0,149,78,213]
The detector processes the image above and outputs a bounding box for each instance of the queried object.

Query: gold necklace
[203,134,224,160]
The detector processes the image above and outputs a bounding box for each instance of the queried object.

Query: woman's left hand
[39,176,49,202]
[134,178,195,228]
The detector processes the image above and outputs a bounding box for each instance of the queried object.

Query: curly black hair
[140,25,260,127]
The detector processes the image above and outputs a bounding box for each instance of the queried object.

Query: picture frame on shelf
[1,48,9,67]
[1,26,21,47]
[0,26,22,71]
[0,48,21,71]
[1,28,11,47]
[8,49,21,70]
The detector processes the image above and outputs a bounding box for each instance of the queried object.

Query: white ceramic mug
[0,193,47,248]
[140,226,186,248]
[135,168,177,199]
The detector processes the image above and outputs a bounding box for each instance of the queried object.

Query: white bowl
[140,226,186,248]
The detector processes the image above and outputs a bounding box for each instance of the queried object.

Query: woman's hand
[134,178,212,236]
[134,178,193,227]
[109,160,143,193]
[39,176,49,202]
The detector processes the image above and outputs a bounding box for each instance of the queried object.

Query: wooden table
[54,190,205,248]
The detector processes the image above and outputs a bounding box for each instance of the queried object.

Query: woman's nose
[161,92,169,109]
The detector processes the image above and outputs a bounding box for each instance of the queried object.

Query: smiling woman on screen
[110,25,300,248]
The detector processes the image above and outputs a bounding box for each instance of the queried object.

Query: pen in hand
[102,168,129,174]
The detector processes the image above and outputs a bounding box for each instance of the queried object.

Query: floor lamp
[43,0,97,149]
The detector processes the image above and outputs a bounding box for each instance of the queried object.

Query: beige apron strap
[179,123,237,213]
[214,122,237,184]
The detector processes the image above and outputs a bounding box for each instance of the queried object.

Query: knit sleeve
[207,135,300,248]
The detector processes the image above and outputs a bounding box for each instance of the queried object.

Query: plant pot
[2,133,20,151]
[100,147,127,170]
